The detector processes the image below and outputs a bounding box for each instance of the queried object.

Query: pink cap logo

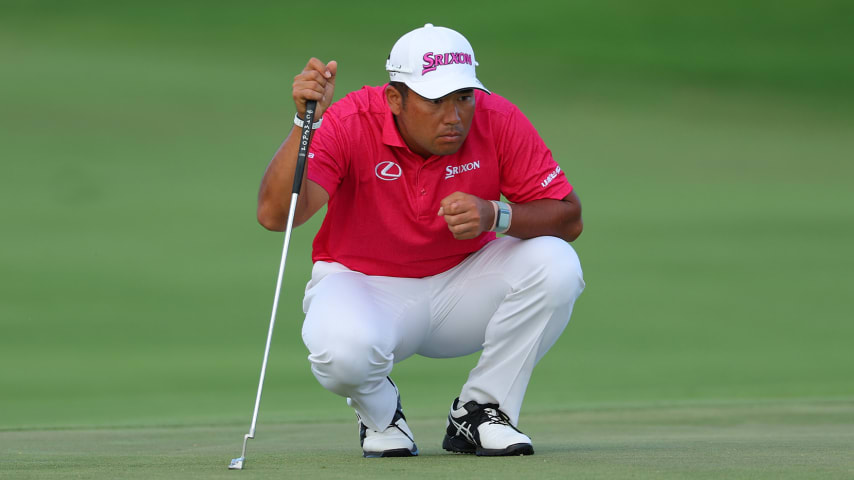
[422,52,473,75]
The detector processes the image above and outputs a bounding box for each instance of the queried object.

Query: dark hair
[389,81,409,107]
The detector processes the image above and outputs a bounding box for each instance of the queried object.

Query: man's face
[387,87,476,158]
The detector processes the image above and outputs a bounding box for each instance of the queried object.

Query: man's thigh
[301,261,432,363]
[418,236,582,358]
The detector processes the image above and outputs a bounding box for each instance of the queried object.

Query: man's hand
[293,58,337,119]
[437,192,495,240]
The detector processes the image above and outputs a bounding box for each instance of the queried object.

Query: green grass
[3,399,852,479]
[1,0,853,478]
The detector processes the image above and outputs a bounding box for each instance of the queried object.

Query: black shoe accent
[477,442,535,456]
[442,432,476,454]
[364,447,418,458]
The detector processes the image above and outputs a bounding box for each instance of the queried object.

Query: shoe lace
[482,404,512,426]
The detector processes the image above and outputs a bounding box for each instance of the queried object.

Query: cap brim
[406,75,490,100]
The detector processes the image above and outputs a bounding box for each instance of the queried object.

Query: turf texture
[3,399,852,479]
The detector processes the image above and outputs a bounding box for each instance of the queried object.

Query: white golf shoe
[358,379,418,457]
[442,398,534,456]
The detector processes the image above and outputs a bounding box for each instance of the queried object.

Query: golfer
[257,24,585,457]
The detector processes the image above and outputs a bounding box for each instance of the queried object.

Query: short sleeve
[306,110,349,199]
[496,106,572,203]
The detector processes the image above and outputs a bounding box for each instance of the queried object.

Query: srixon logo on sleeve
[422,52,473,75]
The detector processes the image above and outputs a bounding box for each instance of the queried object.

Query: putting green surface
[3,399,852,479]
[2,1,853,478]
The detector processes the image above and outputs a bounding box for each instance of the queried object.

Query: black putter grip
[292,100,318,195]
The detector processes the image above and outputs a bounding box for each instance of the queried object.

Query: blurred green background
[1,0,852,435]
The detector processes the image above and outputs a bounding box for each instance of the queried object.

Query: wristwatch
[492,201,512,234]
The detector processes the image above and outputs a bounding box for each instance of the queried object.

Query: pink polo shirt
[306,85,572,278]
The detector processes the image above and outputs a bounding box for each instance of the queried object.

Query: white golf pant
[301,236,585,432]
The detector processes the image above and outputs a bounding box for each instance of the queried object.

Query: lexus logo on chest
[375,161,402,181]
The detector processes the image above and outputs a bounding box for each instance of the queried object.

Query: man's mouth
[438,131,462,141]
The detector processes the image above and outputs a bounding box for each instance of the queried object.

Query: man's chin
[432,142,464,156]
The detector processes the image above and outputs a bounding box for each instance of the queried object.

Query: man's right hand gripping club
[257,58,337,232]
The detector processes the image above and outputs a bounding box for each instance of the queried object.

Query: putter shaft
[229,100,318,470]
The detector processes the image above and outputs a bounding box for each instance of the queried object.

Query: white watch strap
[294,112,323,130]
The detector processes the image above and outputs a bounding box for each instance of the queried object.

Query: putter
[229,100,319,470]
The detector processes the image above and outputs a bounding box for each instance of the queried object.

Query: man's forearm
[257,126,309,231]
[504,192,582,242]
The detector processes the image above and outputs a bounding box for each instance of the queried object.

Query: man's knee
[302,271,396,395]
[518,236,585,307]
[305,337,393,396]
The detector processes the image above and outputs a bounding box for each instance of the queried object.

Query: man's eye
[431,98,443,105]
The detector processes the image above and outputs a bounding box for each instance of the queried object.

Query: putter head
[228,456,245,470]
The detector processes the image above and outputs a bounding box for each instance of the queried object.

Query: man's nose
[442,102,461,124]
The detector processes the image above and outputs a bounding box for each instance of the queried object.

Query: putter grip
[292,100,318,195]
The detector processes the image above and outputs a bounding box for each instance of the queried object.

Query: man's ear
[386,86,403,115]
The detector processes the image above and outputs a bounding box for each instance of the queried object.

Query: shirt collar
[381,103,406,148]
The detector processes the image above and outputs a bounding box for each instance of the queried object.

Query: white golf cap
[386,23,490,100]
